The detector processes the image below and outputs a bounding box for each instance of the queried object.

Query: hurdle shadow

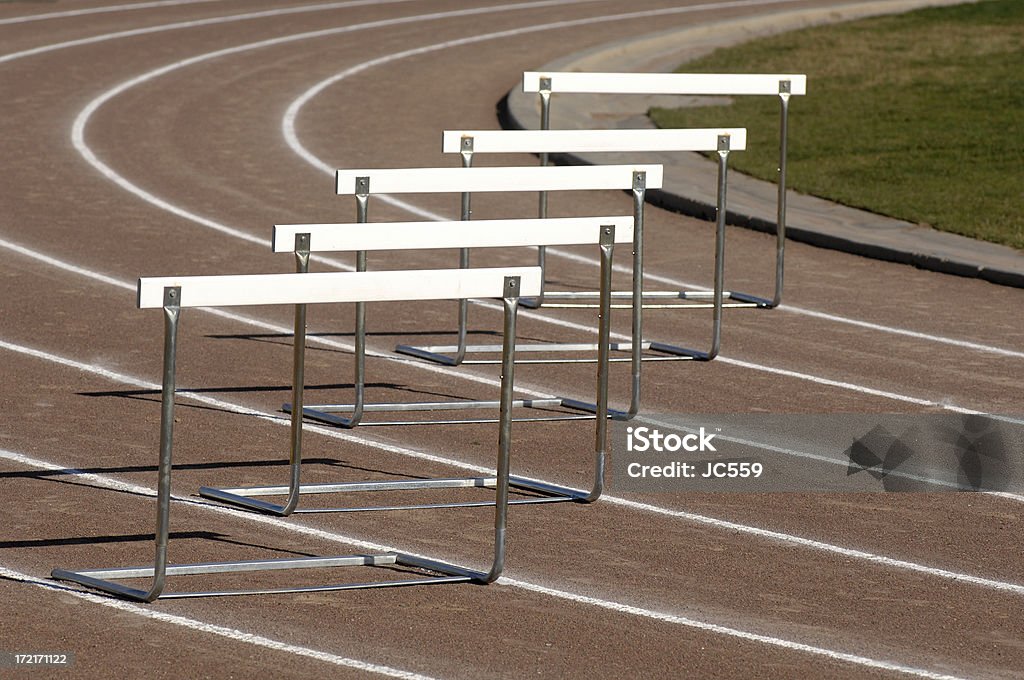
[0,531,311,556]
[204,327,557,352]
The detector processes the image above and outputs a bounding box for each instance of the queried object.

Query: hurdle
[52,267,539,601]
[232,220,621,512]
[523,71,806,308]
[321,165,664,421]
[273,216,630,426]
[441,128,746,361]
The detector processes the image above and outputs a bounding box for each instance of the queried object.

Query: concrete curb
[499,0,1024,288]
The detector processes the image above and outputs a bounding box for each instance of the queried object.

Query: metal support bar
[199,280,530,553]
[213,243,619,515]
[520,77,791,341]
[292,183,591,426]
[649,135,731,360]
[454,138,474,365]
[772,83,791,308]
[53,278,531,600]
[536,77,552,304]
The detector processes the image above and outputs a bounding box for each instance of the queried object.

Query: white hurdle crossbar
[333,165,663,418]
[271,218,621,508]
[443,128,746,361]
[272,216,629,424]
[52,267,540,602]
[524,71,807,309]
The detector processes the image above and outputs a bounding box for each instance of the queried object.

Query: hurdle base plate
[395,340,707,365]
[395,340,640,366]
[198,474,589,515]
[283,397,600,426]
[520,289,772,310]
[52,552,484,602]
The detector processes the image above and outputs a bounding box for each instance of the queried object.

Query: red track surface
[1,1,1021,678]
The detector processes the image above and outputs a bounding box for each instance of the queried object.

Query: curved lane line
[1,0,1018,617]
[2,336,1024,603]
[63,0,1019,413]
[8,0,1020,589]
[0,0,425,66]
[0,562,438,680]
[0,0,229,27]
[0,443,982,680]
[282,9,1024,361]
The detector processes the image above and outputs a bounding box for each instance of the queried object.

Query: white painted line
[64,0,604,251]
[0,0,423,66]
[50,0,1012,415]
[281,9,1024,361]
[0,0,228,27]
[0,562,439,680]
[0,1,1011,675]
[4,0,1019,613]
[504,579,965,680]
[0,445,978,680]
[54,0,1017,408]
[635,413,1024,501]
[3,337,1023,602]
[0,235,546,399]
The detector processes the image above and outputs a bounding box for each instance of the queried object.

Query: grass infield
[649,0,1024,250]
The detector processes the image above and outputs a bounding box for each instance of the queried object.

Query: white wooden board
[523,71,806,96]
[272,216,634,253]
[442,128,746,153]
[336,164,663,194]
[138,267,542,309]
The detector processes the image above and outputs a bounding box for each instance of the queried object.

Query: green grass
[649,0,1024,250]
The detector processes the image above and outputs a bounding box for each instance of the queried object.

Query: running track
[1,1,1021,678]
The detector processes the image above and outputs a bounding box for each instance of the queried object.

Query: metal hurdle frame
[440,128,746,363]
[300,165,661,423]
[52,267,538,601]
[273,216,630,426]
[523,71,806,308]
[246,221,621,514]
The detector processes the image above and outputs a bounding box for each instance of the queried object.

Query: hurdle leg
[285,193,369,428]
[629,172,645,416]
[482,276,520,581]
[517,226,614,503]
[201,272,312,516]
[771,86,791,308]
[400,143,475,367]
[52,287,182,602]
[522,78,552,309]
[650,134,732,361]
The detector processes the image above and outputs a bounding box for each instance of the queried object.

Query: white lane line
[503,580,967,680]
[782,306,1024,359]
[0,0,228,27]
[67,0,601,245]
[3,335,1024,601]
[0,4,1009,676]
[0,446,977,680]
[0,0,425,66]
[2,228,1006,419]
[61,0,1017,416]
[7,229,1024,501]
[0,563,439,680]
[280,12,1024,362]
[0,233,562,400]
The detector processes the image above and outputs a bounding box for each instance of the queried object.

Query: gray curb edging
[499,0,1024,288]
